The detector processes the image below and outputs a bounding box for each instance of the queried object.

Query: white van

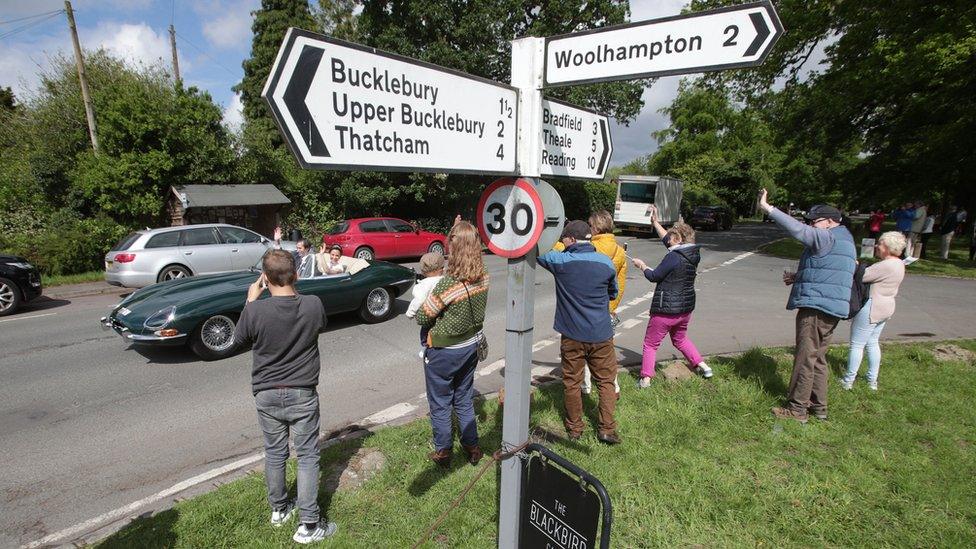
[613,175,683,232]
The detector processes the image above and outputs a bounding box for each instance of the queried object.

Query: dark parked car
[101,256,414,360]
[0,255,42,316]
[321,217,446,261]
[689,206,733,231]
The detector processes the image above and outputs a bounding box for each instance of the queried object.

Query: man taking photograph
[233,249,335,543]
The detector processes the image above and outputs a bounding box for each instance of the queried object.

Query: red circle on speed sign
[476,178,545,258]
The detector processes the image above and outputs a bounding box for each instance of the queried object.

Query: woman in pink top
[842,231,907,390]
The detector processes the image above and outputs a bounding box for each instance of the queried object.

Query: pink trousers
[641,312,703,378]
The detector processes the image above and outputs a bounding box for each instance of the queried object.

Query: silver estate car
[104,224,278,288]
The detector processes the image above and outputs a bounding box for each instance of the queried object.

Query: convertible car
[101,255,415,360]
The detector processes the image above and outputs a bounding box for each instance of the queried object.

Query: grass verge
[41,270,104,287]
[97,340,976,547]
[757,237,976,279]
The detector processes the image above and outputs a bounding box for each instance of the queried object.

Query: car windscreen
[692,207,717,215]
[111,232,143,251]
[325,222,349,235]
[619,182,656,203]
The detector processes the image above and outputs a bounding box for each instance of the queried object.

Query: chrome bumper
[100,316,187,342]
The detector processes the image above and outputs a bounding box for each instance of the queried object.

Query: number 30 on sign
[476,178,545,258]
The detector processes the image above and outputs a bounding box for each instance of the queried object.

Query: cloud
[222,91,244,133]
[87,22,173,67]
[609,77,681,167]
[202,10,253,50]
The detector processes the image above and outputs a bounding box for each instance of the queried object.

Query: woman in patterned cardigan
[415,220,489,468]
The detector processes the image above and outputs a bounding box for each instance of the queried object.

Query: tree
[0,86,15,113]
[647,82,783,215]
[235,0,317,142]
[690,0,976,211]
[3,52,235,225]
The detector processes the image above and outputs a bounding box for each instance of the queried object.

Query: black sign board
[519,444,611,549]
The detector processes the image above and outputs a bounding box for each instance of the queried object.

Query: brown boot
[428,448,452,468]
[462,445,483,466]
[771,406,809,424]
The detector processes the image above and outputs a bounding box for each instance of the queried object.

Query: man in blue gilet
[759,190,856,423]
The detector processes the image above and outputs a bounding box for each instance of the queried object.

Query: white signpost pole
[497,36,545,549]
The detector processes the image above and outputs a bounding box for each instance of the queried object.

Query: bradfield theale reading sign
[540,98,612,180]
[544,0,783,86]
[263,28,518,175]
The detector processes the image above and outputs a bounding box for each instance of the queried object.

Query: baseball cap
[419,251,445,273]
[560,220,591,240]
[803,204,843,222]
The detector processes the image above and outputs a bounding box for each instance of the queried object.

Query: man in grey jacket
[758,190,856,423]
[234,249,336,543]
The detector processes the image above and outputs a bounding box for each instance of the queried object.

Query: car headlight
[3,261,33,270]
[144,305,177,330]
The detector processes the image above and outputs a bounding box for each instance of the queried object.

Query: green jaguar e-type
[101,255,415,360]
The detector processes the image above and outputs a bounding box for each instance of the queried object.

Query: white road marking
[476,358,506,377]
[532,339,555,352]
[701,251,754,273]
[615,305,630,313]
[0,312,57,324]
[362,402,418,425]
[620,318,643,330]
[22,452,265,548]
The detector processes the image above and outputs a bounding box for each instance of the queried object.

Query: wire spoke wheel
[366,288,391,317]
[429,242,444,255]
[200,315,236,352]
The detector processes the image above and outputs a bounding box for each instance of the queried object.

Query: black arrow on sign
[284,45,329,157]
[744,12,770,57]
[597,119,611,176]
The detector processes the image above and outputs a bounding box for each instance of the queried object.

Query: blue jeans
[255,387,320,523]
[423,343,479,451]
[844,299,887,384]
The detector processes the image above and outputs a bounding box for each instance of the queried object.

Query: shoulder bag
[461,281,488,362]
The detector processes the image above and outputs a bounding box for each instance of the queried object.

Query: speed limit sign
[476,178,545,258]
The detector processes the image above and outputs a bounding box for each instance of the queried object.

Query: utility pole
[64,0,99,155]
[168,24,181,85]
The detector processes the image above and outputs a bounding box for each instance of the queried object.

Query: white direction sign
[540,98,612,180]
[263,28,518,174]
[476,178,545,258]
[544,0,783,86]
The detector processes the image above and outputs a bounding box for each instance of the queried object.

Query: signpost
[262,28,518,175]
[540,99,612,180]
[544,0,783,86]
[264,4,782,546]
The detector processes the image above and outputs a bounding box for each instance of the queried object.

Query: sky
[0,0,689,167]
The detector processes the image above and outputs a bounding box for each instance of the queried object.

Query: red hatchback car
[321,217,447,261]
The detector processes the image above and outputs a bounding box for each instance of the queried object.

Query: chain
[410,440,532,549]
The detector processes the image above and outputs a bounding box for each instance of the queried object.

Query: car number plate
[118,307,131,316]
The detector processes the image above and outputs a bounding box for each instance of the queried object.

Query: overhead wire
[174,30,240,77]
[0,8,62,25]
[0,10,64,41]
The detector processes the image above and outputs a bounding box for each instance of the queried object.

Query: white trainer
[270,501,295,527]
[694,363,713,379]
[293,521,337,544]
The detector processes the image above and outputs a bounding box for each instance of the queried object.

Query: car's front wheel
[428,241,444,255]
[158,264,191,283]
[359,287,393,323]
[0,277,22,317]
[190,313,239,361]
[354,247,375,261]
